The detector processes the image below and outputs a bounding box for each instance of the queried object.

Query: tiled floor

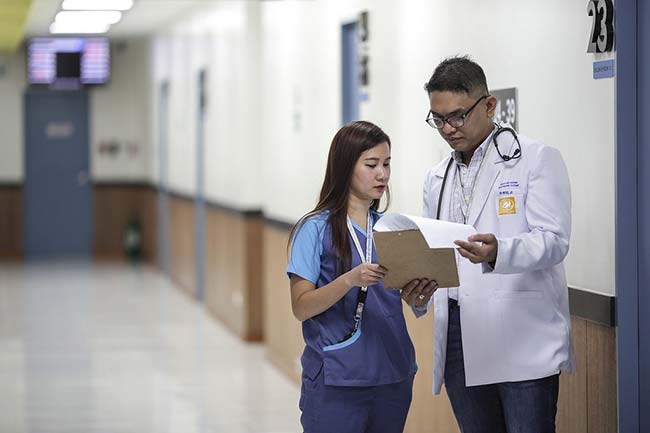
[0,261,301,433]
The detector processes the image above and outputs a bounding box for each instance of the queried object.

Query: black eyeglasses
[426,95,489,129]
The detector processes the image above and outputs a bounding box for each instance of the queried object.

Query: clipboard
[374,228,459,289]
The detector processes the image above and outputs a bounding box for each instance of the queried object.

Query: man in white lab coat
[419,56,575,433]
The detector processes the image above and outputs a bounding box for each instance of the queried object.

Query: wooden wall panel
[204,209,263,341]
[586,322,617,433]
[263,223,303,383]
[140,188,159,266]
[404,307,459,433]
[0,186,22,259]
[244,217,264,341]
[1,184,157,263]
[557,317,588,433]
[93,185,158,263]
[206,210,226,327]
[169,196,196,298]
[206,210,245,335]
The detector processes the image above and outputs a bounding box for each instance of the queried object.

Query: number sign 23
[587,0,615,53]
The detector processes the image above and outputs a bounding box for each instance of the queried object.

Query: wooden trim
[93,181,154,189]
[263,216,294,231]
[568,287,616,327]
[0,185,23,258]
[167,189,195,203]
[205,201,263,219]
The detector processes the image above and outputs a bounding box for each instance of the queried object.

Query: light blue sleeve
[286,217,326,284]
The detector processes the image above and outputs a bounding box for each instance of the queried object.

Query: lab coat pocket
[495,289,543,299]
[498,295,557,370]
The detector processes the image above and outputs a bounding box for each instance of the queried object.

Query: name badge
[498,180,520,196]
[498,196,516,215]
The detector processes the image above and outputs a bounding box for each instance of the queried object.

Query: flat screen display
[27,37,110,85]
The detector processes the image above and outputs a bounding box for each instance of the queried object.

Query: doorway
[24,90,91,259]
[195,70,207,301]
[341,21,360,125]
[158,82,171,274]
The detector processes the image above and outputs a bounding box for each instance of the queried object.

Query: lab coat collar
[434,156,452,178]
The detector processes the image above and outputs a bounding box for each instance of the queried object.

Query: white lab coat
[422,133,576,395]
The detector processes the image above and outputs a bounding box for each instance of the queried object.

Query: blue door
[341,21,360,125]
[24,90,91,259]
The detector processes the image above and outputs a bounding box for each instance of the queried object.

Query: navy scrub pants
[299,367,414,433]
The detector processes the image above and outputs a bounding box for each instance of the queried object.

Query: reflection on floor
[0,262,301,433]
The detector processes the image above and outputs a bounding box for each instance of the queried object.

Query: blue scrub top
[287,211,416,387]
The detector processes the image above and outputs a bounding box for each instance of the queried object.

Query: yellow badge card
[499,196,516,215]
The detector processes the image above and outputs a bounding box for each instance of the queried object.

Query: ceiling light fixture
[49,22,111,34]
[61,0,134,11]
[55,10,123,25]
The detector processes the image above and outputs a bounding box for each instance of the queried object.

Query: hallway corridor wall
[148,1,617,432]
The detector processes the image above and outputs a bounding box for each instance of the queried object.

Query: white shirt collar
[451,125,497,166]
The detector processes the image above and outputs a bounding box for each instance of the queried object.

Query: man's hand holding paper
[454,233,498,267]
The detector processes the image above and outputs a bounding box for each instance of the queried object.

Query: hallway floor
[0,262,301,433]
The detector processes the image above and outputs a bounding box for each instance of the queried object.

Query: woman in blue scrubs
[287,121,438,433]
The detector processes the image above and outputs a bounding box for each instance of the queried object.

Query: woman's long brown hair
[288,121,391,275]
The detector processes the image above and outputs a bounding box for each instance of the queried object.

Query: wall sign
[45,121,74,139]
[593,59,616,79]
[490,88,518,131]
[587,0,615,53]
[358,11,369,100]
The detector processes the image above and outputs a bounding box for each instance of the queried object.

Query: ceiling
[0,0,33,52]
[12,0,218,47]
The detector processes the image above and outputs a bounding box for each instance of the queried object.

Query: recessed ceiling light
[55,11,123,25]
[49,21,111,34]
[61,0,134,11]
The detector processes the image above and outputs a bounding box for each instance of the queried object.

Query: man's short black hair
[424,55,489,96]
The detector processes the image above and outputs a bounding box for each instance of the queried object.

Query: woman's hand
[400,279,438,308]
[344,263,386,288]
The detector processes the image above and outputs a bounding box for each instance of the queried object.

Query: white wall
[91,38,152,181]
[0,50,25,182]
[151,0,616,294]
[384,0,616,294]
[150,2,261,207]
[0,39,152,183]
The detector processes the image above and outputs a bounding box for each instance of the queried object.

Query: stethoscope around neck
[435,123,522,220]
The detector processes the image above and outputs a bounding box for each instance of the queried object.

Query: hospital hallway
[1,0,647,431]
[0,262,301,433]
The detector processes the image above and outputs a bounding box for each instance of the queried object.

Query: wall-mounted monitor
[27,37,110,85]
